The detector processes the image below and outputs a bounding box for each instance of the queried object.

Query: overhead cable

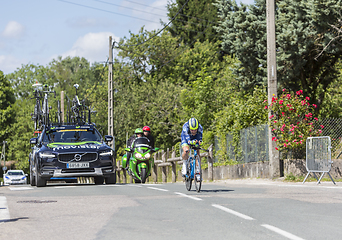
[116,0,190,48]
[58,0,160,23]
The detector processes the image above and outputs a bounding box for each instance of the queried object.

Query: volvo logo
[74,154,82,161]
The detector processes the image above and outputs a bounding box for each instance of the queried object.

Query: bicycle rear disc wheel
[195,175,202,192]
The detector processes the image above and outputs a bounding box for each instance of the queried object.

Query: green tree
[166,0,219,46]
[0,71,16,142]
[214,0,342,111]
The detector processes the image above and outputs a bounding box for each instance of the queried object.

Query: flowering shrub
[265,89,323,151]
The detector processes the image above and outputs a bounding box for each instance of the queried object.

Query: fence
[303,136,335,184]
[116,144,214,183]
[220,118,342,163]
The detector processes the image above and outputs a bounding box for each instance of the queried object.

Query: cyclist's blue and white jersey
[181,121,203,146]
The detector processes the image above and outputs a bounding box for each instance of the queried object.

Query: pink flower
[269,115,274,119]
[279,100,284,104]
[314,117,318,121]
[299,135,303,138]
[275,147,278,150]
[264,106,268,109]
[306,97,310,100]
[282,88,286,92]
[274,120,277,123]
[320,125,324,129]
[312,104,317,108]
[263,99,267,103]
[293,139,297,142]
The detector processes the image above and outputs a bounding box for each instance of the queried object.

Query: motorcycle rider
[143,125,155,149]
[181,117,203,176]
[125,128,145,170]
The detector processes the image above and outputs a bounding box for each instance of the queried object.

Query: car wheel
[35,174,46,187]
[30,166,36,186]
[94,176,104,185]
[104,173,116,184]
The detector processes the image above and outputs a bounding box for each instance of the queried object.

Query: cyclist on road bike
[181,117,203,176]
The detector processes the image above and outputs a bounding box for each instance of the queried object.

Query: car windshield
[42,129,102,144]
[7,171,24,176]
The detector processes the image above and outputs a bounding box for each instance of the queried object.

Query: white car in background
[4,170,27,185]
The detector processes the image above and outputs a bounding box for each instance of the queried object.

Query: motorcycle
[122,137,159,183]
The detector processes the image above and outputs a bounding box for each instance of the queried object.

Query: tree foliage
[166,0,219,46]
[214,0,342,111]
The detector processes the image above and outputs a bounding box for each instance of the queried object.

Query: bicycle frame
[185,144,203,192]
[186,147,201,180]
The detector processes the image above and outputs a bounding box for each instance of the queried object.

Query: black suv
[29,124,116,187]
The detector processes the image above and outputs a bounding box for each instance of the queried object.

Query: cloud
[2,21,25,39]
[56,32,120,63]
[0,55,25,74]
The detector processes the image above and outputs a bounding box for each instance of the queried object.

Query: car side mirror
[154,147,159,152]
[30,138,38,145]
[104,135,113,142]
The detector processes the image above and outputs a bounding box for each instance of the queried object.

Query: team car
[4,170,27,185]
[29,124,116,187]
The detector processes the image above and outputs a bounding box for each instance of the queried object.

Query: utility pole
[1,141,7,175]
[267,0,280,177]
[108,36,114,149]
[61,91,64,123]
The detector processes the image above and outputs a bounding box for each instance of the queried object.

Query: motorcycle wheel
[141,168,147,183]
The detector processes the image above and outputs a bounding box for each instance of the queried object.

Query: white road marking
[9,187,34,191]
[147,187,169,192]
[0,196,10,221]
[212,204,254,220]
[261,224,305,240]
[54,186,77,189]
[174,192,202,201]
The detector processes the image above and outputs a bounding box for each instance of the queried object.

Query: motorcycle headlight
[39,152,56,158]
[135,153,143,159]
[144,153,151,159]
[100,150,112,156]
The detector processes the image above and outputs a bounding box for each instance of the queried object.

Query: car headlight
[100,150,112,156]
[39,152,55,158]
[135,153,143,159]
[144,153,151,159]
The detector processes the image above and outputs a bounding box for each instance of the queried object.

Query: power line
[121,0,167,12]
[94,0,166,18]
[117,0,190,48]
[58,0,160,23]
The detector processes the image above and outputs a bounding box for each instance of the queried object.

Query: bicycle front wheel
[194,155,202,192]
[185,159,192,191]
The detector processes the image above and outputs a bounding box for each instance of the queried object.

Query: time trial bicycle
[184,143,208,192]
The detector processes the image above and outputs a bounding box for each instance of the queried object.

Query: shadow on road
[196,189,234,193]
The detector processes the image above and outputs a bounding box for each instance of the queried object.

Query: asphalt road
[1,179,342,240]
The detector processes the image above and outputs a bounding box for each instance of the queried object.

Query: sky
[1,0,254,75]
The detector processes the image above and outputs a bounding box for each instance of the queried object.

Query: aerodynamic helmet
[188,118,199,130]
